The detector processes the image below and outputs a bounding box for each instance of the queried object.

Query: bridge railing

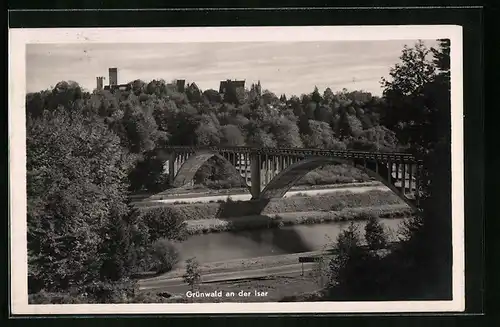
[162,146,420,162]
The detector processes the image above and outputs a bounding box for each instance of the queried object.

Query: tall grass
[137,190,405,221]
[184,205,413,235]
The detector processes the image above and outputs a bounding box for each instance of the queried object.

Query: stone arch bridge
[152,146,423,210]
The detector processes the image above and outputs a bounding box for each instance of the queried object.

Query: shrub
[140,207,188,242]
[150,238,180,273]
[330,201,346,211]
[80,278,138,303]
[311,256,330,287]
[364,215,388,250]
[129,291,171,303]
[183,257,201,291]
[28,289,87,304]
[328,222,371,290]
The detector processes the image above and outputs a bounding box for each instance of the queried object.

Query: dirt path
[139,262,316,291]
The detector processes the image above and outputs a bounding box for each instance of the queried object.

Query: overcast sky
[26,40,438,97]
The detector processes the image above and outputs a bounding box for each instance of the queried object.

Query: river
[174,218,406,264]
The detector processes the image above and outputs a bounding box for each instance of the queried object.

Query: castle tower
[109,68,118,87]
[176,79,186,93]
[96,76,104,90]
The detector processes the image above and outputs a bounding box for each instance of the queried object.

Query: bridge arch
[259,156,418,211]
[171,150,251,192]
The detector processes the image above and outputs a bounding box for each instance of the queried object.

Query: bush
[140,207,188,242]
[183,257,201,291]
[28,289,87,304]
[150,238,180,273]
[297,164,370,186]
[330,201,346,211]
[311,256,330,287]
[327,222,373,293]
[364,215,389,250]
[80,278,138,303]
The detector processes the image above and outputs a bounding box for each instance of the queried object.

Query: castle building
[219,79,245,94]
[96,76,104,90]
[99,67,130,91]
[176,79,186,93]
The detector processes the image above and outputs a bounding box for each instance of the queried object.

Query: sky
[26,40,438,97]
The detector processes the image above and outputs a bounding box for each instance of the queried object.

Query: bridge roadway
[162,145,419,162]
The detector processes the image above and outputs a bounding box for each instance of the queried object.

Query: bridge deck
[163,146,420,162]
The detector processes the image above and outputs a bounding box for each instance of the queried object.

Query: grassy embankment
[185,204,410,235]
[137,190,414,235]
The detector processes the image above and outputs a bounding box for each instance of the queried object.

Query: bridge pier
[250,153,261,198]
[401,163,406,195]
[168,152,176,184]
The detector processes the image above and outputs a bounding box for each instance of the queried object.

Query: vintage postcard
[9,25,464,314]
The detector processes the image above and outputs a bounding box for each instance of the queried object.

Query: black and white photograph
[9,26,464,314]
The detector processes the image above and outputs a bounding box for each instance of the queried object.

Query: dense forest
[26,39,451,302]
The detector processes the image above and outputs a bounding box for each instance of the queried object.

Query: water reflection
[176,218,404,264]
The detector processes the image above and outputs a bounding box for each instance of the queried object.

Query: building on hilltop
[96,76,105,90]
[108,68,118,86]
[99,67,131,91]
[219,79,245,94]
[219,79,246,104]
[95,68,187,93]
[176,79,186,93]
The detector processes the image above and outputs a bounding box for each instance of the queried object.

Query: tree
[146,79,168,96]
[203,89,222,103]
[327,223,370,291]
[329,38,453,300]
[27,108,134,293]
[129,79,146,96]
[261,90,280,107]
[302,120,345,150]
[183,258,201,291]
[364,215,388,250]
[195,114,222,146]
[47,81,84,112]
[323,87,334,104]
[139,207,188,243]
[245,120,277,148]
[337,110,363,139]
[380,40,438,148]
[311,86,322,104]
[150,239,180,273]
[349,126,398,152]
[220,124,245,146]
[321,39,453,301]
[26,90,51,118]
[271,117,304,148]
[117,100,167,153]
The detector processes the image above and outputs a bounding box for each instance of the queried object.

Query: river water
[175,218,405,264]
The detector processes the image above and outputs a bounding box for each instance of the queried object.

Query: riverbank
[136,189,408,221]
[185,204,411,235]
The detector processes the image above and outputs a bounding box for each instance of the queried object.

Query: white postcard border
[9,25,464,315]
